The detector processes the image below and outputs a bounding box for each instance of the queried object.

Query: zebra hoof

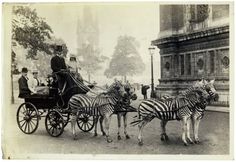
[107,139,113,143]
[161,134,169,141]
[117,135,122,140]
[194,140,200,144]
[138,141,143,146]
[94,133,98,137]
[102,132,106,136]
[73,135,78,140]
[126,135,130,139]
[184,143,188,146]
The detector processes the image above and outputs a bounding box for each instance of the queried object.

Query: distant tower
[77,6,99,49]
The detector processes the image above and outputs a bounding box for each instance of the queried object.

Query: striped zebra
[191,79,218,144]
[68,81,127,142]
[95,83,138,140]
[131,80,211,146]
[159,79,218,144]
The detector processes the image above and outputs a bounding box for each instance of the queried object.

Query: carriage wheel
[52,106,70,127]
[45,110,64,137]
[77,113,95,132]
[16,102,39,134]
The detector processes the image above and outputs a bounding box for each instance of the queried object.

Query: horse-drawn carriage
[16,71,137,141]
[16,72,97,137]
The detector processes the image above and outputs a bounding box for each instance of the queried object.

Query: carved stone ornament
[197,58,204,70]
[221,56,229,68]
[165,62,170,71]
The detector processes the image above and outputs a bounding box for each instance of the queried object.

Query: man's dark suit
[18,76,31,98]
[51,55,67,72]
[50,55,71,91]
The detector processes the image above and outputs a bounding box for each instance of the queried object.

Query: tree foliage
[11,6,69,77]
[104,35,145,79]
[12,6,53,59]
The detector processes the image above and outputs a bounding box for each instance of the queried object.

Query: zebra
[131,80,211,146]
[191,79,218,144]
[68,81,127,143]
[94,83,138,140]
[159,79,218,144]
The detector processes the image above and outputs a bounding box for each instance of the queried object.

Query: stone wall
[153,4,230,107]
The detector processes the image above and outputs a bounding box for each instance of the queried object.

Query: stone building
[152,5,230,106]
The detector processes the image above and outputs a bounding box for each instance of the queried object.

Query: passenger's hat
[32,69,38,74]
[21,67,28,73]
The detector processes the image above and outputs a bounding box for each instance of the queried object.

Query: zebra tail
[130,119,143,126]
[130,114,143,126]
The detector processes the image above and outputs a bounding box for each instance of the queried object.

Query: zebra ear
[209,79,215,84]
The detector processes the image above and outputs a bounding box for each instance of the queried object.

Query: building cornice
[152,25,229,47]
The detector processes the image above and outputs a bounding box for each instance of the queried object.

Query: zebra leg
[194,117,201,144]
[71,113,77,140]
[160,120,169,141]
[99,116,106,136]
[104,114,113,143]
[181,117,188,146]
[186,117,194,144]
[123,113,130,139]
[117,113,122,140]
[138,120,148,146]
[94,116,98,137]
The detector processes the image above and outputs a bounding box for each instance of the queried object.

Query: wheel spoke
[24,122,28,132]
[78,120,83,124]
[52,127,55,135]
[18,119,26,123]
[27,121,30,133]
[20,120,27,128]
[87,121,93,127]
[30,120,36,127]
[30,122,34,130]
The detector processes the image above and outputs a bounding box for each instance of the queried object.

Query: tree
[11,6,69,77]
[78,44,108,82]
[12,6,53,59]
[104,35,145,81]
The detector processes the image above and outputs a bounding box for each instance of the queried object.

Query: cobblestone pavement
[2,97,230,159]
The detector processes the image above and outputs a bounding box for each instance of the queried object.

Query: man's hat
[21,67,28,73]
[54,45,63,52]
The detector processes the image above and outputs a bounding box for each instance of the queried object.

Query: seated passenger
[28,69,41,94]
[18,67,31,98]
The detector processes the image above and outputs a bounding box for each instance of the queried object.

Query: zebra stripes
[69,81,126,142]
[69,94,119,116]
[134,81,211,146]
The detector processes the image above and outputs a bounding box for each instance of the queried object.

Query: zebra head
[203,79,219,102]
[192,80,211,104]
[107,81,127,99]
[124,83,137,101]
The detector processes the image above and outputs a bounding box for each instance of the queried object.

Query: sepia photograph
[1,1,234,160]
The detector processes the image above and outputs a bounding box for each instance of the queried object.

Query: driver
[50,45,72,93]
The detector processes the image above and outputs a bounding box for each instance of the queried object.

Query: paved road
[2,98,230,159]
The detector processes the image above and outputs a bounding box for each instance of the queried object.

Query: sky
[29,2,160,85]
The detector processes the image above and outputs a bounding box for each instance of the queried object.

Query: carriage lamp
[149,46,156,98]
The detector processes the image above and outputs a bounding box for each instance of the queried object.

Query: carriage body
[16,73,96,137]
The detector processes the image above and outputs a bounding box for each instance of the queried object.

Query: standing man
[50,45,70,92]
[141,84,150,99]
[18,67,31,98]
